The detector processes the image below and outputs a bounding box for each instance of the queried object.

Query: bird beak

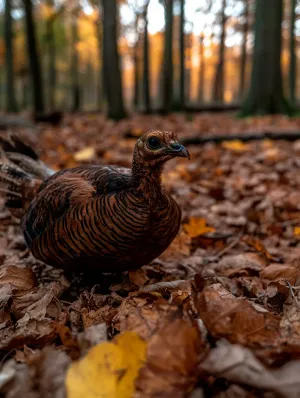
[168,144,190,159]
[176,145,190,159]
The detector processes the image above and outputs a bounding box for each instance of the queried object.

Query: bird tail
[0,132,54,218]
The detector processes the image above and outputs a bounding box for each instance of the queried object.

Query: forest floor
[2,113,300,397]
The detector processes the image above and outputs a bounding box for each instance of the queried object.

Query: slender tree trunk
[239,0,249,100]
[213,0,226,102]
[94,16,103,110]
[102,0,126,120]
[70,14,80,112]
[46,0,56,111]
[143,1,151,113]
[133,14,140,109]
[23,0,44,113]
[162,0,174,114]
[289,0,297,104]
[179,0,185,109]
[198,33,205,102]
[4,0,17,112]
[241,0,292,115]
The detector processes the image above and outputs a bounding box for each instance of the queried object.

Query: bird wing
[22,165,133,248]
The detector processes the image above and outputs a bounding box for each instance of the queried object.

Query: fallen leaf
[183,217,216,238]
[294,226,300,236]
[222,140,249,152]
[135,316,205,398]
[0,266,36,293]
[201,339,300,398]
[73,146,95,161]
[66,331,147,398]
[261,263,300,285]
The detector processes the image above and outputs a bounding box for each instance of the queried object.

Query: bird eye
[147,136,161,150]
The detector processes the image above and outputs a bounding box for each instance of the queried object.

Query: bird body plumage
[0,130,189,274]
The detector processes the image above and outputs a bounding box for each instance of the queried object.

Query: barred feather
[2,130,188,273]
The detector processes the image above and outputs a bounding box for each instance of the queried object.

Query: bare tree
[162,0,174,113]
[241,0,292,115]
[213,0,227,102]
[102,0,126,120]
[239,0,249,99]
[289,0,297,104]
[142,0,151,113]
[179,0,185,109]
[23,0,44,113]
[4,0,17,112]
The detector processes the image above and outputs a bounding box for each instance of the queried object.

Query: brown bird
[0,130,189,273]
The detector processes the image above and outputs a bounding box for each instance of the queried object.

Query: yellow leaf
[66,331,147,398]
[222,140,249,152]
[183,217,216,238]
[73,147,96,162]
[294,227,300,236]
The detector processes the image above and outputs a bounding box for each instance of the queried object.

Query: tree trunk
[133,14,140,109]
[102,0,126,120]
[143,1,151,113]
[289,0,297,104]
[94,15,103,110]
[198,33,205,102]
[23,0,44,113]
[70,14,80,112]
[239,0,249,100]
[46,0,56,111]
[179,0,185,109]
[162,0,174,114]
[213,0,226,102]
[4,0,17,112]
[241,0,292,115]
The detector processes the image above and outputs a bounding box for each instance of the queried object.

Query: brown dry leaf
[117,292,172,340]
[201,339,300,398]
[0,347,70,398]
[129,268,149,287]
[242,236,276,261]
[135,316,205,398]
[183,217,216,238]
[215,253,267,277]
[159,230,191,260]
[261,263,300,285]
[196,283,281,352]
[0,266,36,293]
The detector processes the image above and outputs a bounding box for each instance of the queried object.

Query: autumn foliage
[3,113,300,396]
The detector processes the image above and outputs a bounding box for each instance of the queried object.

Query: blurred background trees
[1,0,299,119]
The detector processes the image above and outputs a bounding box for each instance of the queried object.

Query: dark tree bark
[241,0,292,115]
[102,0,126,120]
[133,13,140,109]
[94,14,103,110]
[4,0,17,112]
[213,0,227,102]
[143,0,151,113]
[179,0,185,109]
[198,32,205,102]
[70,13,80,112]
[289,0,297,104]
[23,0,44,113]
[46,0,56,111]
[162,0,174,114]
[239,0,249,100]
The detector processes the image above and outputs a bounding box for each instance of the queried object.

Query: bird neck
[132,152,164,201]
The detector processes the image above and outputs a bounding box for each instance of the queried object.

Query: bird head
[135,130,190,166]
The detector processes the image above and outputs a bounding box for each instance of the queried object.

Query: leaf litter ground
[2,113,300,397]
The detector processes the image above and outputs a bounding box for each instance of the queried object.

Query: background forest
[2,0,300,120]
